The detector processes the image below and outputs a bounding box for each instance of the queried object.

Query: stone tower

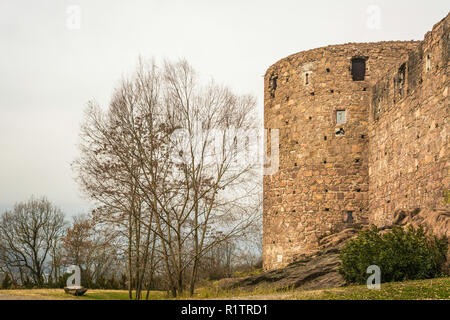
[263,13,449,271]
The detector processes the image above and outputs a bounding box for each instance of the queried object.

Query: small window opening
[324,136,327,141]
[305,73,310,85]
[396,63,406,98]
[345,211,354,223]
[426,54,431,72]
[330,89,334,93]
[336,110,346,124]
[351,57,366,81]
[326,68,330,73]
[336,128,346,136]
[324,208,330,212]
[355,159,360,163]
[269,72,278,98]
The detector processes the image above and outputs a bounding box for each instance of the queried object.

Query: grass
[0,288,167,300]
[0,277,448,300]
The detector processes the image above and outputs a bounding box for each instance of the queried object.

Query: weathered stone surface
[227,227,360,292]
[263,13,449,271]
[64,286,87,296]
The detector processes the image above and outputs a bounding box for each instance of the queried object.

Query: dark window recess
[324,208,330,212]
[269,72,278,98]
[324,136,327,141]
[330,89,334,93]
[396,63,406,98]
[345,211,354,223]
[336,128,345,136]
[355,159,360,163]
[305,73,310,85]
[351,57,366,81]
[326,68,331,73]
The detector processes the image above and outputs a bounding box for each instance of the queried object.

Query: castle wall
[263,42,419,270]
[368,14,449,226]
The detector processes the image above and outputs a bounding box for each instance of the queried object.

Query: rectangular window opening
[336,110,346,124]
[351,58,366,81]
[346,211,354,223]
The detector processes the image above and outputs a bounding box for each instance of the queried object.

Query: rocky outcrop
[227,209,449,292]
[226,227,360,292]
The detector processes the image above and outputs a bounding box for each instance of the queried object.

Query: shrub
[1,273,12,289]
[339,225,448,284]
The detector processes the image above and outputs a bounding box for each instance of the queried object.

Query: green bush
[339,226,448,284]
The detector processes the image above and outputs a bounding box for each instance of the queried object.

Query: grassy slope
[0,277,448,300]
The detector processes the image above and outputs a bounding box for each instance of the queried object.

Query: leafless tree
[73,58,261,298]
[0,196,66,286]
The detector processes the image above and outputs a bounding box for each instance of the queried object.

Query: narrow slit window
[396,63,406,98]
[351,58,366,81]
[336,110,346,124]
[305,73,310,85]
[426,54,431,72]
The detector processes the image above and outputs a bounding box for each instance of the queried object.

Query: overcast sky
[0,0,448,216]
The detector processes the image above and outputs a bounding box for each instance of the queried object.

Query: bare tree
[73,58,261,298]
[61,214,122,287]
[0,196,66,286]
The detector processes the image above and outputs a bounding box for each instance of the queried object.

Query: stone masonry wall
[263,41,419,270]
[368,14,449,226]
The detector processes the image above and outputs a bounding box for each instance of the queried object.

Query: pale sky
[0,0,448,216]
